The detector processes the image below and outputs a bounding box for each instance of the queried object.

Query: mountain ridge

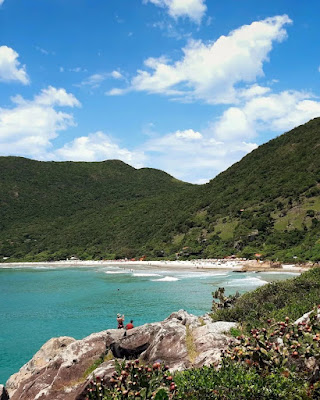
[1,118,320,262]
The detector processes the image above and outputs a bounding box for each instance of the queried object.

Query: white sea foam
[151,276,180,282]
[132,273,161,277]
[104,270,128,274]
[178,272,229,279]
[226,277,268,287]
[259,272,300,276]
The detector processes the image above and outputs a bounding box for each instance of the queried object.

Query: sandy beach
[0,259,309,273]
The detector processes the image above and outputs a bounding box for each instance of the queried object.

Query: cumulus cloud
[55,131,146,168]
[0,87,80,158]
[143,128,257,183]
[140,88,320,183]
[0,46,29,84]
[109,15,292,104]
[213,90,320,141]
[144,0,207,23]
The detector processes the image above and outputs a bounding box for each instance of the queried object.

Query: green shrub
[174,362,309,399]
[226,306,320,379]
[211,268,320,329]
[85,359,175,400]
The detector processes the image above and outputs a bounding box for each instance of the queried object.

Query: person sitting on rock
[126,320,134,330]
[117,313,124,329]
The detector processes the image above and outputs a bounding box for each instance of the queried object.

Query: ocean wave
[259,272,300,276]
[104,270,128,274]
[151,276,180,282]
[178,272,229,279]
[132,273,161,277]
[227,277,268,287]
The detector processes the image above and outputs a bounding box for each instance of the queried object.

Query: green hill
[180,117,320,261]
[0,118,320,262]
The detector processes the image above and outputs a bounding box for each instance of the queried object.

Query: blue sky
[1,0,320,183]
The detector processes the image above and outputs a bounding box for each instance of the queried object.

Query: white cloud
[143,128,257,183]
[212,90,320,141]
[239,84,271,99]
[79,73,109,88]
[175,129,202,139]
[140,88,320,183]
[35,46,55,56]
[79,71,124,88]
[0,0,4,6]
[213,107,255,141]
[151,20,192,40]
[0,87,80,158]
[55,131,146,168]
[109,15,292,104]
[144,0,207,24]
[106,88,129,96]
[0,46,30,84]
[35,46,49,55]
[69,67,87,73]
[111,70,124,80]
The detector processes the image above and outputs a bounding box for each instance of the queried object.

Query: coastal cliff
[4,311,236,400]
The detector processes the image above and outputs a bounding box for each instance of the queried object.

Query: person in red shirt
[125,320,134,330]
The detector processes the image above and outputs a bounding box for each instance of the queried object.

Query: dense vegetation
[212,268,320,329]
[1,118,320,262]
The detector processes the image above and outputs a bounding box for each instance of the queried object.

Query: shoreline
[0,259,308,273]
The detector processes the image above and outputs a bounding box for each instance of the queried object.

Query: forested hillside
[1,118,320,262]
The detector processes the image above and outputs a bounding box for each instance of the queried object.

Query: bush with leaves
[225,306,320,385]
[173,361,309,400]
[85,359,176,400]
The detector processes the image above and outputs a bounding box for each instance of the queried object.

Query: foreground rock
[6,310,236,400]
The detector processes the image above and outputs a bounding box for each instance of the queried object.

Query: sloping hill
[179,118,320,261]
[0,118,320,262]
[0,157,195,260]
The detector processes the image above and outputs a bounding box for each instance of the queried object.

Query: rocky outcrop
[5,310,236,400]
[6,336,76,395]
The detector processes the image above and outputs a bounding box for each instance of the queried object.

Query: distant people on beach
[117,313,124,329]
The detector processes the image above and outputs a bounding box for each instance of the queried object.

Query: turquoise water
[0,264,299,384]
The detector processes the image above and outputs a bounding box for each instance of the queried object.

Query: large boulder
[6,330,123,400]
[6,336,76,395]
[6,310,237,400]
